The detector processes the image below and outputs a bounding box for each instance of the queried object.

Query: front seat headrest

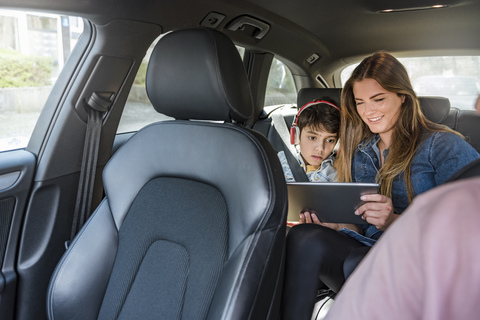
[146,27,254,123]
[418,96,451,124]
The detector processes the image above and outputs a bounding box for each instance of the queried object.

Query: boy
[278,97,341,182]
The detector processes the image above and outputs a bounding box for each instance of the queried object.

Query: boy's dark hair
[297,96,340,134]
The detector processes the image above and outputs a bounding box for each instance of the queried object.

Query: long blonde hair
[335,52,461,202]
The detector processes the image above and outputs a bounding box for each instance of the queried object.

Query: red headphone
[290,100,341,145]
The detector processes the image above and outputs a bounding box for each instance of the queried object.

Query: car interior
[0,0,480,319]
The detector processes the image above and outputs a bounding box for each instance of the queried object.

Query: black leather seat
[397,95,480,153]
[417,96,451,124]
[453,109,480,153]
[47,27,287,320]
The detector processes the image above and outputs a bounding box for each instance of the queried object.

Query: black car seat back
[47,27,287,320]
[453,109,480,152]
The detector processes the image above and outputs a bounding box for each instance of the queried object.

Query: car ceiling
[2,0,480,84]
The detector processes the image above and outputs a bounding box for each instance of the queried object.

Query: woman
[281,52,480,320]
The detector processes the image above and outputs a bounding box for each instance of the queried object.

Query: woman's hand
[355,194,399,231]
[299,211,362,233]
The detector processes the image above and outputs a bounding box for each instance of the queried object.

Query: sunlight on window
[340,56,480,110]
[265,58,296,107]
[0,9,84,151]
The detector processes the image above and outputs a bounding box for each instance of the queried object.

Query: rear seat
[253,88,480,154]
[418,96,451,125]
[449,108,480,152]
[413,96,480,153]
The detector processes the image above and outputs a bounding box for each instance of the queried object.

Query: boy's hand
[299,211,339,230]
[299,210,323,225]
[300,210,363,233]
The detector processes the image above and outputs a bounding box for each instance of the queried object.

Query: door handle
[227,15,270,39]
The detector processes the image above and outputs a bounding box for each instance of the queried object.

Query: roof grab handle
[227,15,270,40]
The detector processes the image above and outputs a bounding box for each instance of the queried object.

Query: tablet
[287,182,379,224]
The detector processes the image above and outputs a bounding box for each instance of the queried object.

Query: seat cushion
[98,177,229,319]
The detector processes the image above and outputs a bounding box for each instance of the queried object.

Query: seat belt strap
[70,92,113,241]
[270,113,309,182]
[271,113,297,156]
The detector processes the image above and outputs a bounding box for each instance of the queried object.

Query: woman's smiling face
[353,78,405,147]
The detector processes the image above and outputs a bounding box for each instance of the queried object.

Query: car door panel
[0,150,36,320]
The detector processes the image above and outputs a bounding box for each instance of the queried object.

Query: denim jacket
[353,131,480,241]
[278,150,337,183]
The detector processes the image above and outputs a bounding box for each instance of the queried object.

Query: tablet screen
[287,182,379,224]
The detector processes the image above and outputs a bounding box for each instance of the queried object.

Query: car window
[340,56,480,110]
[0,9,84,152]
[264,58,296,107]
[118,43,246,133]
[117,36,171,134]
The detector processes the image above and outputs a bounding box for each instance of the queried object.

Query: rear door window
[264,58,296,107]
[0,9,84,151]
[341,56,480,110]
